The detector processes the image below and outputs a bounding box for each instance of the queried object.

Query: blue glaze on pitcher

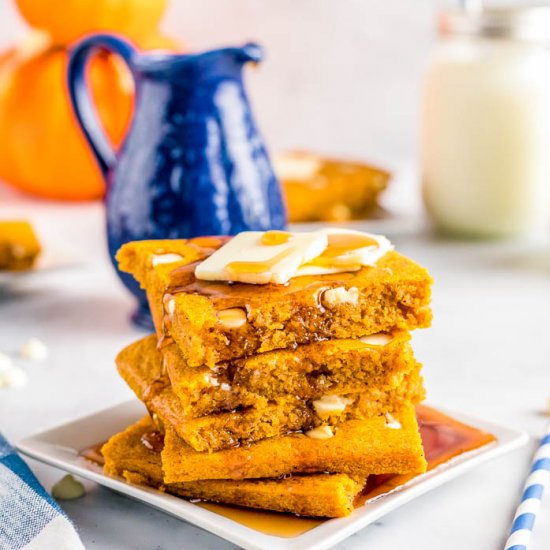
[67,35,286,326]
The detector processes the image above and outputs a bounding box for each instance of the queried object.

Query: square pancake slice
[117,238,432,367]
[156,372,423,452]
[102,416,365,517]
[116,335,425,452]
[162,404,426,482]
[0,221,41,271]
[123,330,418,417]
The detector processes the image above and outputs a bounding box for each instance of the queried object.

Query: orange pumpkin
[15,0,168,46]
[0,33,180,200]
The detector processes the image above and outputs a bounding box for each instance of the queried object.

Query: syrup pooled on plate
[355,404,496,505]
[80,405,496,538]
[197,502,323,537]
[80,443,104,466]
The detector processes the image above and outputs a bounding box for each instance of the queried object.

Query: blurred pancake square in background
[273,151,390,223]
[0,220,41,271]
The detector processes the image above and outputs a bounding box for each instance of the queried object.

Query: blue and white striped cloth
[0,433,84,550]
[505,425,550,550]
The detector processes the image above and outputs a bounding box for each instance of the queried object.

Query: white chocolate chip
[312,395,352,417]
[52,475,86,500]
[220,383,232,391]
[359,333,393,346]
[152,253,184,266]
[4,367,28,388]
[385,413,402,429]
[305,425,334,439]
[0,362,28,389]
[19,338,48,362]
[321,286,359,308]
[217,308,247,329]
[0,352,12,369]
[166,299,176,316]
[204,373,219,387]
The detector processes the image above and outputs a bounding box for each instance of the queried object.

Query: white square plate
[17,401,527,550]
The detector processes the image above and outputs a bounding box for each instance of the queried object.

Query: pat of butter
[195,228,393,285]
[195,231,328,285]
[296,229,393,277]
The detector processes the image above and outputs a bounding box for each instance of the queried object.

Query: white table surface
[1,183,550,550]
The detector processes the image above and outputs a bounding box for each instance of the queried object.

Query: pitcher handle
[67,34,137,176]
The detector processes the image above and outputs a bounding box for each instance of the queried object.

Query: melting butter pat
[296,229,393,276]
[195,228,394,285]
[312,395,352,417]
[195,231,328,284]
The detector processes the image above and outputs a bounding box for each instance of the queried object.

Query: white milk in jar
[422,7,550,237]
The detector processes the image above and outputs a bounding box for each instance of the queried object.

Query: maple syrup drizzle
[304,233,380,270]
[80,443,104,466]
[141,375,170,404]
[261,230,293,246]
[225,247,297,275]
[80,405,496,538]
[321,232,379,259]
[157,237,229,348]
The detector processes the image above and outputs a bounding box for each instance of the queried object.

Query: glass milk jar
[422,7,550,238]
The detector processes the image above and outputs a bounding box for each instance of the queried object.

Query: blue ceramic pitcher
[67,35,286,326]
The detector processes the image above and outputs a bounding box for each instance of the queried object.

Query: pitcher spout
[234,42,263,64]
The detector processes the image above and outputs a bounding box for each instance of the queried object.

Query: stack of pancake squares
[102,229,433,517]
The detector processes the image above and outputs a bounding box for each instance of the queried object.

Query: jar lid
[440,6,550,42]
